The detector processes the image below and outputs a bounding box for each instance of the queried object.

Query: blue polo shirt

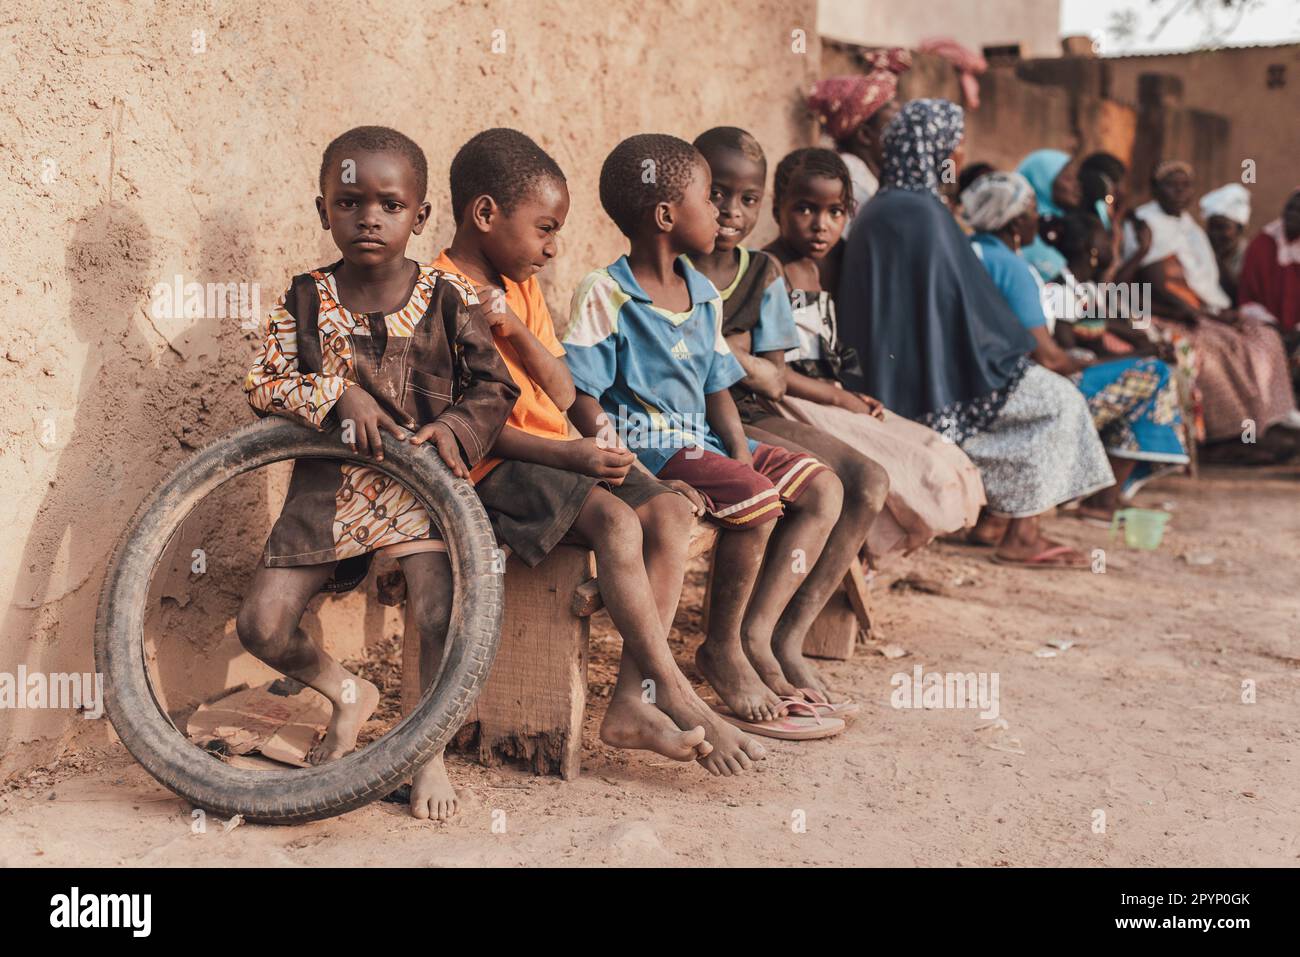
[564,255,751,474]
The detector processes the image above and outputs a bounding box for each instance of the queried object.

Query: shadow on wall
[2,201,170,766]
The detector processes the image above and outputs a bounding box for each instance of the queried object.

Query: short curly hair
[449,128,567,224]
[693,126,767,177]
[599,133,706,237]
[319,126,428,200]
[771,147,854,220]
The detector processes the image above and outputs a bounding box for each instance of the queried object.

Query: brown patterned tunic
[244,261,518,569]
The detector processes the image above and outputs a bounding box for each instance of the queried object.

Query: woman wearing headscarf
[807,49,911,223]
[1199,182,1252,302]
[839,99,1114,568]
[963,172,1189,519]
[1121,161,1300,457]
[1016,149,1082,282]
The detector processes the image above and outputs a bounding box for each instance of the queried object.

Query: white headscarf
[960,171,1036,232]
[1199,183,1251,226]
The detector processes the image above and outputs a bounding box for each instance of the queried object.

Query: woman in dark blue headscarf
[838,99,1114,568]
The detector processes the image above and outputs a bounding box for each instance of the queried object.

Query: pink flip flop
[712,700,846,741]
[990,544,1090,570]
[790,688,860,719]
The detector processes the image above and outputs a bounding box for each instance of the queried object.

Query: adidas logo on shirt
[670,338,692,361]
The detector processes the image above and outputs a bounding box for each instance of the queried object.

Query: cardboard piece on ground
[187,680,331,769]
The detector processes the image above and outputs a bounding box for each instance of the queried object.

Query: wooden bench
[395,523,873,779]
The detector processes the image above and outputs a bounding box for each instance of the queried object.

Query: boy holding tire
[241,126,517,819]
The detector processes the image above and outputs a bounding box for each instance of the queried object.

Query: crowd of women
[801,60,1300,568]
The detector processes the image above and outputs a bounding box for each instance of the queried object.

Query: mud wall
[0,0,820,775]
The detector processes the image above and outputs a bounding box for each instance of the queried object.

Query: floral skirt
[959,364,1115,518]
[1075,356,1189,497]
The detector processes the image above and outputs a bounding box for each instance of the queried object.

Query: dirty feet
[695,641,784,723]
[307,676,380,765]
[409,751,459,822]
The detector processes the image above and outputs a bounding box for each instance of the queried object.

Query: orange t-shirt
[434,250,573,482]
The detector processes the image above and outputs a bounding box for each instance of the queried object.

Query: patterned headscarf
[960,171,1036,232]
[880,98,965,196]
[808,49,911,143]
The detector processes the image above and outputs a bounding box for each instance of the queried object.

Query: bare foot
[650,677,767,776]
[599,692,709,761]
[968,511,1008,546]
[695,642,784,722]
[1074,504,1114,524]
[741,627,802,698]
[994,536,1089,568]
[772,645,841,702]
[410,752,459,822]
[307,676,380,764]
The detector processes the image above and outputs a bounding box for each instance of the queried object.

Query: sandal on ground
[990,544,1091,570]
[790,687,860,719]
[712,700,846,741]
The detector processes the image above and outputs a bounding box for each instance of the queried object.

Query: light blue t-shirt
[971,232,1050,332]
[564,255,751,474]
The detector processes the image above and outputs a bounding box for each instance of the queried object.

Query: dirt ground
[2,464,1298,868]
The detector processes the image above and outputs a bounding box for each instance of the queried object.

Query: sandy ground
[2,465,1298,868]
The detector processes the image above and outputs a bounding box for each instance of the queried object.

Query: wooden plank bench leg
[401,545,593,779]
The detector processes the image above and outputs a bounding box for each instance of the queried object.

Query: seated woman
[1238,187,1300,362]
[1119,161,1300,461]
[1016,148,1082,282]
[806,49,909,226]
[961,172,1189,521]
[839,99,1115,569]
[1199,183,1252,304]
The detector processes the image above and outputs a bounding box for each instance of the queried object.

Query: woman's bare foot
[967,511,1008,546]
[410,752,459,822]
[695,642,785,722]
[1074,503,1114,524]
[994,535,1089,567]
[599,692,710,761]
[307,676,380,764]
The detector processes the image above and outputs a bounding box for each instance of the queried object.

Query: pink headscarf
[918,37,988,109]
[808,48,911,143]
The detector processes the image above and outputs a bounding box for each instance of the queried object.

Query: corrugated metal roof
[1100,39,1300,59]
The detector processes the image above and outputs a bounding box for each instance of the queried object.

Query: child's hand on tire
[335,385,414,461]
[410,421,470,479]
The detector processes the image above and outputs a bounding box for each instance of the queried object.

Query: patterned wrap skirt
[959,363,1115,518]
[1074,356,1189,497]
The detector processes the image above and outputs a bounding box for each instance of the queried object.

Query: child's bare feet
[741,627,802,698]
[307,676,380,764]
[599,693,710,761]
[968,511,1008,546]
[691,709,767,776]
[410,752,459,822]
[648,675,767,775]
[773,645,832,698]
[695,642,785,723]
